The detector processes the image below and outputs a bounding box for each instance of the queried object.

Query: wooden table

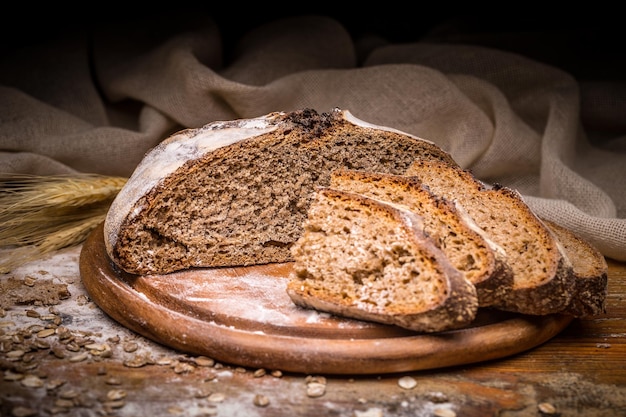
[1,245,624,417]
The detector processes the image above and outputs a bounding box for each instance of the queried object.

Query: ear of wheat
[0,173,127,273]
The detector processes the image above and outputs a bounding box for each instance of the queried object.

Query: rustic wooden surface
[1,244,625,416]
[78,224,575,377]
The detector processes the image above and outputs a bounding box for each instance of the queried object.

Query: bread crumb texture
[287,188,478,333]
[108,108,453,275]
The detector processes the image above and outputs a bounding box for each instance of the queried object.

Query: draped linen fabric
[1,13,624,261]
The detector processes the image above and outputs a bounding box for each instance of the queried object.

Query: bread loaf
[404,159,575,316]
[328,169,513,307]
[286,187,478,333]
[104,108,455,275]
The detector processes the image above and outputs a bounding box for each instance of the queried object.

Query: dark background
[3,4,625,82]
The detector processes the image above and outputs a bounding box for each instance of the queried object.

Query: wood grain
[79,223,574,375]
[1,235,624,416]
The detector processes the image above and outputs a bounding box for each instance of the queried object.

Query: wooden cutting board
[79,223,573,375]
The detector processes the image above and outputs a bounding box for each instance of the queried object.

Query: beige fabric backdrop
[1,14,625,261]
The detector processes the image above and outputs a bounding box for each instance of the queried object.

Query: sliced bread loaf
[286,187,478,333]
[405,159,575,315]
[542,220,608,317]
[104,108,456,275]
[328,169,513,307]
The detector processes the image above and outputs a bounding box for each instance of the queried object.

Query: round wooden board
[80,223,573,375]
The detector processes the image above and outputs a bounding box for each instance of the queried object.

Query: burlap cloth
[1,14,624,261]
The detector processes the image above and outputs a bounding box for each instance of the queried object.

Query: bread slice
[328,169,513,307]
[405,159,575,315]
[104,108,456,275]
[542,220,608,317]
[286,187,478,333]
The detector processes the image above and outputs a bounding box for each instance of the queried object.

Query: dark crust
[491,257,576,315]
[405,158,575,316]
[542,219,608,317]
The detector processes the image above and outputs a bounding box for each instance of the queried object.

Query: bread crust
[287,188,478,333]
[542,220,608,317]
[105,108,455,275]
[405,159,576,316]
[328,168,513,307]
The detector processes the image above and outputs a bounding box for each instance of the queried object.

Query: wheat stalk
[0,173,127,273]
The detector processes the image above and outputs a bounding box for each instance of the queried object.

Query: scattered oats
[27,324,45,333]
[194,356,215,367]
[156,356,173,366]
[167,406,184,415]
[25,310,40,318]
[45,379,65,390]
[196,406,218,416]
[23,276,37,287]
[538,402,557,414]
[0,339,11,352]
[0,308,5,318]
[270,370,283,378]
[253,394,270,407]
[105,376,122,385]
[0,321,15,328]
[37,328,56,338]
[74,336,93,347]
[102,400,125,409]
[173,361,195,374]
[21,362,38,371]
[76,295,89,306]
[107,389,127,401]
[398,376,417,390]
[91,345,112,358]
[33,339,50,349]
[107,335,121,344]
[208,392,226,403]
[6,349,25,360]
[194,387,212,398]
[426,392,448,403]
[45,406,69,415]
[54,398,74,408]
[22,352,35,363]
[234,366,247,373]
[306,382,326,398]
[433,408,456,417]
[21,374,44,388]
[51,346,66,359]
[355,408,383,417]
[204,372,217,382]
[122,341,138,353]
[40,314,58,321]
[123,355,151,368]
[85,343,106,351]
[11,406,37,417]
[65,342,80,352]
[55,326,71,339]
[4,370,24,381]
[59,389,79,399]
[253,368,266,378]
[305,375,327,385]
[68,351,89,363]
